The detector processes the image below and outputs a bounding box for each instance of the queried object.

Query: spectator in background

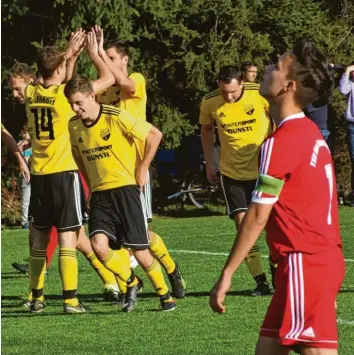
[303,97,332,149]
[241,61,258,83]
[338,61,354,206]
[18,127,32,229]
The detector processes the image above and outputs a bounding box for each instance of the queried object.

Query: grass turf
[1,206,354,355]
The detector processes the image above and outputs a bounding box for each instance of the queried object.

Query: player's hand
[19,159,30,184]
[94,25,105,57]
[136,166,149,191]
[209,274,231,314]
[345,65,354,75]
[86,28,99,58]
[206,166,220,185]
[17,139,31,152]
[66,28,86,59]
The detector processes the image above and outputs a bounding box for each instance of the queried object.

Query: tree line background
[1,0,354,219]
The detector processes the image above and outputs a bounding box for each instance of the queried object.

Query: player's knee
[132,248,153,268]
[255,336,290,355]
[90,235,109,260]
[31,228,50,249]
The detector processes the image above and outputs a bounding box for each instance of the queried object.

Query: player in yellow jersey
[200,65,273,296]
[95,26,186,299]
[8,60,126,306]
[65,75,177,312]
[8,29,117,313]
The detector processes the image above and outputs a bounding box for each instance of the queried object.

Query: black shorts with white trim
[29,170,83,232]
[220,175,257,219]
[88,185,150,250]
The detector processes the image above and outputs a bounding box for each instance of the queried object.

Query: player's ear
[123,55,129,65]
[284,80,296,92]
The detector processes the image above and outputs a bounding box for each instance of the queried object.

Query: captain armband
[254,174,284,197]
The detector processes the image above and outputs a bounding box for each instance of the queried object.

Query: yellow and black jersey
[97,72,147,121]
[97,72,147,158]
[69,104,151,192]
[25,83,78,175]
[200,85,273,181]
[243,82,261,90]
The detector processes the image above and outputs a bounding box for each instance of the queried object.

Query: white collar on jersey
[278,111,305,128]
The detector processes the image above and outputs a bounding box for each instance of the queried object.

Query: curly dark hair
[290,39,333,107]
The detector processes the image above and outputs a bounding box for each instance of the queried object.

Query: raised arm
[65,28,86,83]
[86,27,115,94]
[95,25,135,96]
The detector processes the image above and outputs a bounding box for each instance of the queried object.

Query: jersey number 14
[31,108,54,140]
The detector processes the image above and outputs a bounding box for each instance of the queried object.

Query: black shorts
[88,185,150,250]
[29,171,83,232]
[220,175,257,219]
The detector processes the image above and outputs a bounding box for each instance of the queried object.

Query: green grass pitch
[1,207,354,355]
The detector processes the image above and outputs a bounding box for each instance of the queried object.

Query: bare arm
[210,202,273,313]
[2,127,30,183]
[201,124,219,184]
[65,28,86,82]
[136,126,162,189]
[87,27,115,94]
[95,25,135,96]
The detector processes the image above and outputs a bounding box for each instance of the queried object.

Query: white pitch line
[337,318,354,326]
[169,249,354,262]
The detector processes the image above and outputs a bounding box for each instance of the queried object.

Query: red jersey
[252,112,342,261]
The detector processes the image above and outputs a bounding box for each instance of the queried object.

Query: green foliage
[1,0,353,188]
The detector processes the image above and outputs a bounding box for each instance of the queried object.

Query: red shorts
[260,247,345,349]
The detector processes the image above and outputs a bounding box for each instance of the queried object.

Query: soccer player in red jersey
[210,40,345,355]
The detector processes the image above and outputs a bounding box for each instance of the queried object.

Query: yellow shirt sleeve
[115,110,151,141]
[199,99,214,125]
[130,72,146,100]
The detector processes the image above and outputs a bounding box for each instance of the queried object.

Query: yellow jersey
[199,84,273,181]
[25,83,77,175]
[97,72,147,121]
[97,72,147,158]
[69,104,151,192]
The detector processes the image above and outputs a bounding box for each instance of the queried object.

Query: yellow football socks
[113,249,131,293]
[102,249,137,287]
[85,252,117,289]
[144,259,168,296]
[29,248,46,301]
[150,232,176,274]
[244,244,266,283]
[59,248,79,306]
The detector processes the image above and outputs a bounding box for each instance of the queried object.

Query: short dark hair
[8,62,36,81]
[105,41,130,57]
[217,66,243,84]
[64,75,93,98]
[241,61,257,73]
[37,46,66,79]
[290,39,333,107]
